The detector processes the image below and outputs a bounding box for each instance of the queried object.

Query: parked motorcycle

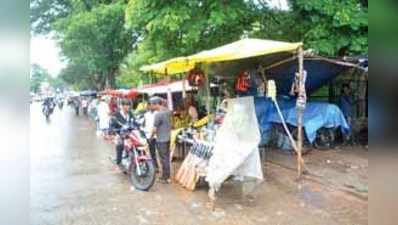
[112,116,156,191]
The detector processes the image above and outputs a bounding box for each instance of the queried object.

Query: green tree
[59,63,96,90]
[290,0,368,56]
[31,1,135,89]
[30,0,118,34]
[55,2,134,88]
[30,64,50,93]
[31,0,367,89]
[247,0,367,56]
[48,75,67,91]
[123,0,259,79]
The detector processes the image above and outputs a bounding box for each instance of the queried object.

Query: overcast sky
[30,35,65,77]
[29,0,288,78]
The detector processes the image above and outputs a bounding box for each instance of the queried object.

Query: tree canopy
[31,0,134,90]
[31,0,368,90]
[30,64,50,93]
[30,63,66,93]
[291,0,368,56]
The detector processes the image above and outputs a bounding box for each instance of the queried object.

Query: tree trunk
[106,69,116,89]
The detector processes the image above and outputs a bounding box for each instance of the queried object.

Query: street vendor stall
[140,38,308,207]
[138,80,195,111]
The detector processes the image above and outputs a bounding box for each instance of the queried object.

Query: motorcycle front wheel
[129,160,156,191]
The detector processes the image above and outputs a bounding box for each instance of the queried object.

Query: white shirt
[144,110,156,137]
[97,101,110,130]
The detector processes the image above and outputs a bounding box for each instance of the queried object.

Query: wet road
[30,102,367,225]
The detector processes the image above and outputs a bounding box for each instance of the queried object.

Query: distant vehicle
[56,97,64,110]
[42,97,55,120]
[33,95,42,102]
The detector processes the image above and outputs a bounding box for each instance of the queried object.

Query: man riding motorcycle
[42,96,55,119]
[110,99,134,171]
[56,95,64,110]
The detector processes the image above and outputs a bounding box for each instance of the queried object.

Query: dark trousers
[156,141,170,180]
[116,143,123,165]
[148,138,158,169]
[75,106,79,115]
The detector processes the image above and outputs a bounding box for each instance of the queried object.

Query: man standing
[144,101,158,171]
[339,83,354,144]
[97,96,110,137]
[150,97,172,183]
[339,83,354,125]
[73,97,80,116]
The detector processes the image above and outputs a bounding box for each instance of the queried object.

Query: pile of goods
[175,114,224,190]
[174,98,228,190]
[175,140,214,190]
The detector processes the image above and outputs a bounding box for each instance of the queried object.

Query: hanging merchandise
[235,71,251,93]
[187,68,205,87]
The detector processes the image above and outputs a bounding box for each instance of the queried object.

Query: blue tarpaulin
[254,97,350,144]
[266,58,349,96]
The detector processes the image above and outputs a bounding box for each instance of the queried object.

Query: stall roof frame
[140,38,303,75]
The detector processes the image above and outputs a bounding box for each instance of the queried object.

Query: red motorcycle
[114,117,156,191]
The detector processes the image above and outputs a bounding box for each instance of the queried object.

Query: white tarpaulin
[138,80,194,95]
[206,96,263,192]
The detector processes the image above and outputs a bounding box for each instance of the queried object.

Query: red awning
[100,88,138,99]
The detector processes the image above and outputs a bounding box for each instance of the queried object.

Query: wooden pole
[296,46,306,179]
[204,64,210,116]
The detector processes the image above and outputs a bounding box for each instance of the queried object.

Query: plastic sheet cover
[206,96,263,191]
[254,97,350,144]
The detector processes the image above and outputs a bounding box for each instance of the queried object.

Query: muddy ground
[30,102,368,225]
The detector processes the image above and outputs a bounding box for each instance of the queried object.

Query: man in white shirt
[97,96,110,136]
[144,102,158,171]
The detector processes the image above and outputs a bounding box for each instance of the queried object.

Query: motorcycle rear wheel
[129,160,156,191]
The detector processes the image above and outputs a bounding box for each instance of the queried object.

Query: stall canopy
[140,57,195,75]
[138,80,194,95]
[140,38,303,75]
[101,88,138,99]
[266,57,352,95]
